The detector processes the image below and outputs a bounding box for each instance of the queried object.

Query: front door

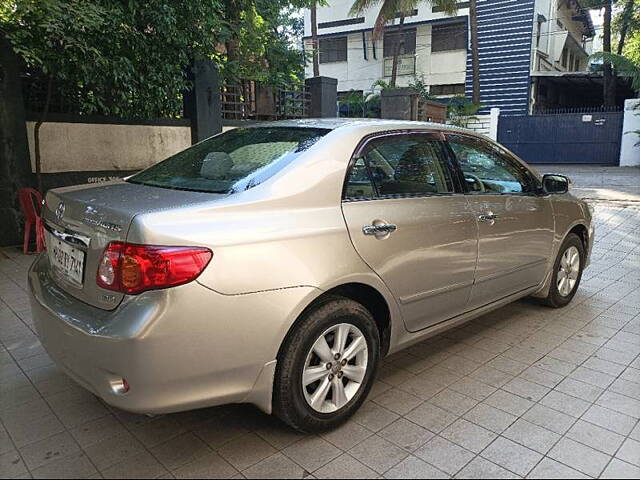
[341,132,478,332]
[446,134,555,309]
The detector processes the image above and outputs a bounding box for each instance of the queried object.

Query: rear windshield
[128,127,330,194]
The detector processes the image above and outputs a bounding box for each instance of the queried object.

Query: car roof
[247,118,472,133]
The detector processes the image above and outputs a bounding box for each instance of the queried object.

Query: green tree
[1,0,228,191]
[349,0,458,88]
[1,0,309,191]
[591,51,640,94]
[584,0,617,106]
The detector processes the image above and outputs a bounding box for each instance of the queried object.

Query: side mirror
[541,174,570,194]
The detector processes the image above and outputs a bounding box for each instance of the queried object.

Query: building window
[383,28,417,57]
[430,84,465,95]
[561,48,568,68]
[574,58,581,71]
[569,52,575,71]
[319,36,347,63]
[431,23,467,52]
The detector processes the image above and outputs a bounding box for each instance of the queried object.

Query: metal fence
[221,83,310,121]
[532,105,624,115]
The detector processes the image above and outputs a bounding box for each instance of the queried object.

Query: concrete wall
[620,99,640,167]
[26,121,191,173]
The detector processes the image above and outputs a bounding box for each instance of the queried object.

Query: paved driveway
[1,172,639,478]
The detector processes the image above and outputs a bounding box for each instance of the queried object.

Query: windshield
[128,127,330,194]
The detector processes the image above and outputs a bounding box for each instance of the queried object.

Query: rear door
[446,134,554,308]
[341,131,478,333]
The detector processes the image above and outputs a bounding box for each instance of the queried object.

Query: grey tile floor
[1,198,639,478]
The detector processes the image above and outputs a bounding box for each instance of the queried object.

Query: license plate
[46,232,85,286]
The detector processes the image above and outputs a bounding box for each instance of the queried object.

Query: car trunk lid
[42,181,221,310]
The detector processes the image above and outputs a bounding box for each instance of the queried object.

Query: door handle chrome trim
[478,213,498,222]
[363,223,398,235]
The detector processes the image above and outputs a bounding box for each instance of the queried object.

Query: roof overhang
[531,71,633,90]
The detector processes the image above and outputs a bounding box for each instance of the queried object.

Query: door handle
[478,213,498,223]
[363,223,397,236]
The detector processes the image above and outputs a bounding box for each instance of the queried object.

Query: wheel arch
[276,282,393,361]
[567,223,589,254]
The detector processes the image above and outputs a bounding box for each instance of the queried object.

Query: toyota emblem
[55,202,65,220]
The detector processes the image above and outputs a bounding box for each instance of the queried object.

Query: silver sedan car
[29,119,593,432]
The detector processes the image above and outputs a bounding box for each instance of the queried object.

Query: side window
[344,157,376,199]
[448,135,535,194]
[363,134,455,196]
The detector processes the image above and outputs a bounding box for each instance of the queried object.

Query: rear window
[128,127,330,194]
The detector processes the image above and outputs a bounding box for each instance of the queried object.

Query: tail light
[97,242,212,294]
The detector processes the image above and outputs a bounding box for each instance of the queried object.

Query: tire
[541,233,585,308]
[273,296,380,433]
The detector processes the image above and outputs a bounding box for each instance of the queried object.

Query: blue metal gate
[498,112,624,165]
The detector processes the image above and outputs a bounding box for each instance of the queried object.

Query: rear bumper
[28,254,318,414]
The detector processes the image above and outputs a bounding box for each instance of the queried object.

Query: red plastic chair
[18,188,45,254]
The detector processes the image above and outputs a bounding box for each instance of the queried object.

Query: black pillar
[184,60,222,143]
[0,38,33,247]
[380,87,418,120]
[305,76,338,118]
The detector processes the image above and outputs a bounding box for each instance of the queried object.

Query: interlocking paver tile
[539,390,590,418]
[440,418,497,454]
[413,435,474,475]
[429,388,479,416]
[348,435,408,474]
[100,450,168,479]
[522,404,576,435]
[616,438,640,467]
[566,420,625,455]
[463,403,517,433]
[404,402,458,433]
[527,457,590,479]
[173,451,238,479]
[313,453,377,479]
[383,455,449,479]
[378,418,434,452]
[601,458,640,479]
[282,435,340,473]
[484,389,534,416]
[373,388,423,415]
[481,436,542,477]
[548,437,611,477]
[596,391,640,419]
[581,404,637,436]
[242,453,306,479]
[456,456,518,479]
[502,418,560,454]
[320,420,373,451]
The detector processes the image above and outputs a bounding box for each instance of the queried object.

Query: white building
[303,0,597,114]
[303,1,469,98]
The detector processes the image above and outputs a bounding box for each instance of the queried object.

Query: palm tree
[469,0,480,105]
[603,0,616,106]
[350,0,458,88]
[311,2,320,77]
[591,51,640,95]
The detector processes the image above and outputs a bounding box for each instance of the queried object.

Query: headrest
[200,152,233,179]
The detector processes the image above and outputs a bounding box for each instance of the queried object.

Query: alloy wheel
[557,245,580,297]
[302,323,368,413]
